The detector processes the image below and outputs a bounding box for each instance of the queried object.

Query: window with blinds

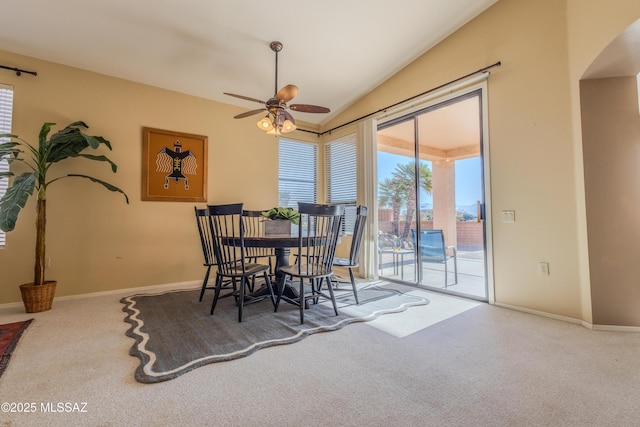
[278,139,318,208]
[325,134,357,233]
[0,84,14,248]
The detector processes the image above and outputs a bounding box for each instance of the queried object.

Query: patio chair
[276,202,345,324]
[411,229,458,287]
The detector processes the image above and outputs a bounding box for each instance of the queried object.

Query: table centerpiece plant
[0,121,129,312]
[261,207,300,234]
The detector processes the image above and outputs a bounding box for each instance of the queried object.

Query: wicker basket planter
[19,281,57,313]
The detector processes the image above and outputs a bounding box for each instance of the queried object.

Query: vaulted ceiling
[0,0,497,125]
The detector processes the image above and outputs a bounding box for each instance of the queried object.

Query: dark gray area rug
[121,281,429,383]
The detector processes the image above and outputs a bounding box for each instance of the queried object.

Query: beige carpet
[2,280,640,426]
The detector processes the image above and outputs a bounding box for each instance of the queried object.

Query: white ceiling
[377,94,481,160]
[0,0,497,126]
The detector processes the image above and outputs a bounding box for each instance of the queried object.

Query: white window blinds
[325,134,357,233]
[326,134,356,203]
[278,139,318,208]
[0,83,14,248]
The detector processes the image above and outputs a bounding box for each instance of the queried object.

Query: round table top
[241,234,301,248]
[228,233,332,249]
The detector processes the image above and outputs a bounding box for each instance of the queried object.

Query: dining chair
[411,228,458,287]
[330,205,368,304]
[208,203,276,322]
[275,202,345,324]
[242,209,277,291]
[194,206,224,302]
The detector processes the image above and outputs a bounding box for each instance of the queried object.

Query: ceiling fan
[224,41,330,135]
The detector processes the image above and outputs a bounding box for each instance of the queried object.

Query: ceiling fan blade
[234,108,267,119]
[224,92,265,105]
[289,104,330,114]
[275,85,298,102]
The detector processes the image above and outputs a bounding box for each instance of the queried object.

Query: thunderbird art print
[142,127,208,202]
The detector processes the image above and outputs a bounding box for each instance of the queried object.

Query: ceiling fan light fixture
[257,116,274,132]
[281,119,296,133]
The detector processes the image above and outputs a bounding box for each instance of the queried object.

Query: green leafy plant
[0,121,129,287]
[261,207,300,224]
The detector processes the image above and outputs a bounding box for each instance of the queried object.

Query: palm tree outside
[378,177,403,237]
[378,161,432,245]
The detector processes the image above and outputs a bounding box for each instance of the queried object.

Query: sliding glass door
[377,90,488,300]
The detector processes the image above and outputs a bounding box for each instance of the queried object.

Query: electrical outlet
[538,262,549,275]
[46,257,51,268]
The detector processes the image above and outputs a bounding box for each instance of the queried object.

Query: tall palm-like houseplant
[0,121,128,312]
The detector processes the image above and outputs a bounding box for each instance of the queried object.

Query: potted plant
[0,121,129,312]
[261,207,300,234]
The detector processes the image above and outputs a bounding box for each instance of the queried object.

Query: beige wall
[327,0,640,323]
[581,77,640,326]
[328,0,585,319]
[0,50,320,304]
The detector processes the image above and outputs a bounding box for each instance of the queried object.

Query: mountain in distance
[421,203,478,215]
[457,203,479,215]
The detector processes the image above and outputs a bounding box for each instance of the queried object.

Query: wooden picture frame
[141,127,208,202]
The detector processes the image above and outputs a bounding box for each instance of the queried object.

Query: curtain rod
[298,61,501,137]
[0,64,37,77]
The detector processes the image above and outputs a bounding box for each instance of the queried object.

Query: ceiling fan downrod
[270,41,283,96]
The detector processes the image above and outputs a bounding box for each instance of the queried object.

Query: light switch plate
[501,210,515,223]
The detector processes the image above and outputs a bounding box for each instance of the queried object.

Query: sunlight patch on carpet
[366,290,481,338]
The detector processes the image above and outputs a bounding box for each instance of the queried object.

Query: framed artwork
[141,127,208,202]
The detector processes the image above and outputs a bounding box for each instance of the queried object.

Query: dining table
[226,229,339,304]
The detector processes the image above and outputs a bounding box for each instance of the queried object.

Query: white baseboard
[494,301,640,332]
[0,280,201,309]
[589,323,640,332]
[494,301,583,325]
[6,281,640,332]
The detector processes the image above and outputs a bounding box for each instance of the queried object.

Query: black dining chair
[275,202,345,324]
[330,205,368,304]
[208,203,276,322]
[194,206,226,302]
[242,209,277,291]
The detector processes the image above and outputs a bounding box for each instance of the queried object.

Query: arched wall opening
[580,18,640,326]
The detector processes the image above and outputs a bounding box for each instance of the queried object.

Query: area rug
[121,282,428,383]
[0,319,33,379]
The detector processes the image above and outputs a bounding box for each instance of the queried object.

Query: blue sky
[377,152,482,207]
